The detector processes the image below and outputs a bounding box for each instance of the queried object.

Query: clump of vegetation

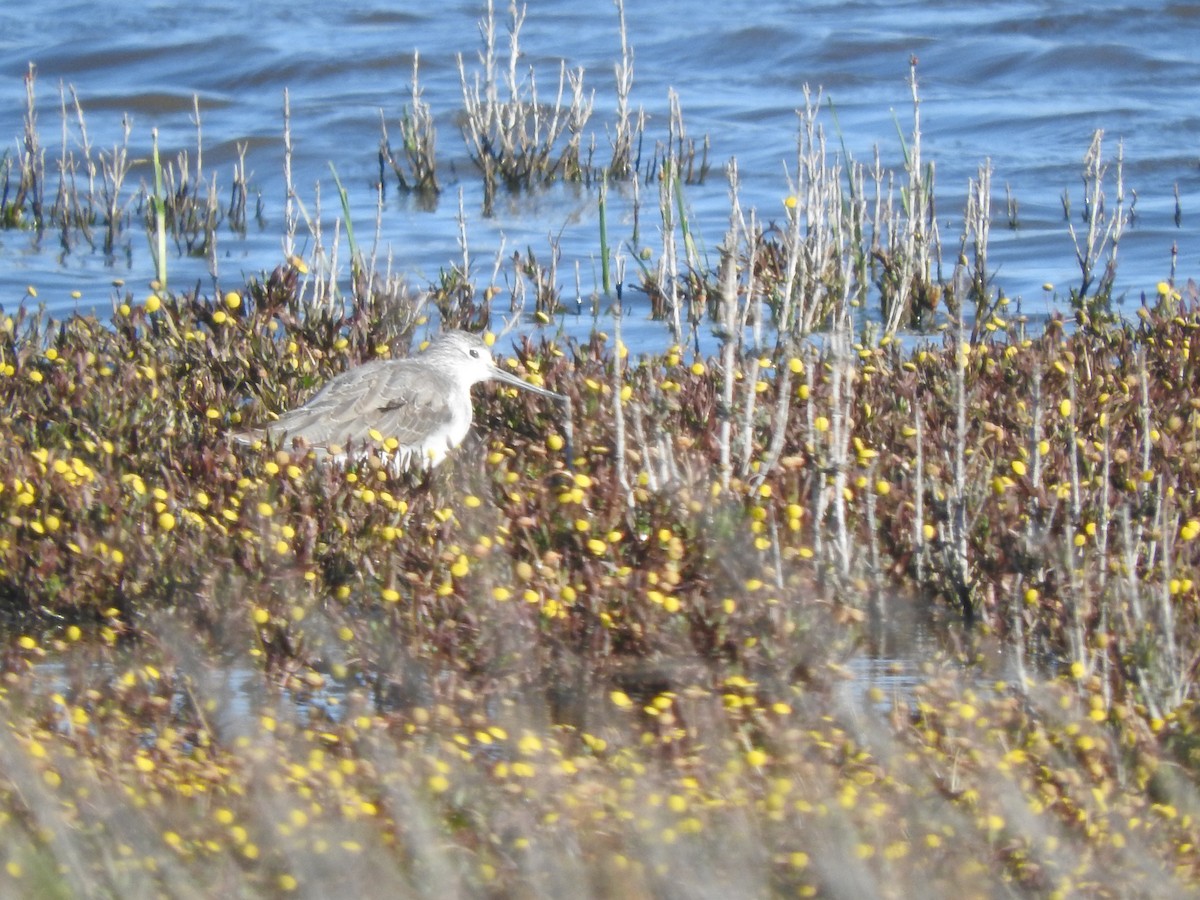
[0,266,1198,895]
[457,0,595,212]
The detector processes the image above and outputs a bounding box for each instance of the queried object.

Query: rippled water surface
[2,0,1199,345]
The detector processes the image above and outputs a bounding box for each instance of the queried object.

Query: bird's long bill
[491,367,568,402]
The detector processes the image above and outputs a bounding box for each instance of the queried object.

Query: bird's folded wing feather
[369,366,459,449]
[263,359,457,450]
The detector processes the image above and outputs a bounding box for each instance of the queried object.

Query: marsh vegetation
[1,3,1198,896]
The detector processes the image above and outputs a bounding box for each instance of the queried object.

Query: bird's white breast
[401,385,474,468]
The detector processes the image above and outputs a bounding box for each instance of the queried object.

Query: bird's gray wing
[264,359,456,450]
[367,366,458,448]
[261,360,394,447]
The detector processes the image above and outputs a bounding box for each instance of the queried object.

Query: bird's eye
[469,349,480,358]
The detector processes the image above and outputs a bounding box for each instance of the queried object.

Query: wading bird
[235,330,570,469]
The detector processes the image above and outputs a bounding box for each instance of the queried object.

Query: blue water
[2,0,1198,348]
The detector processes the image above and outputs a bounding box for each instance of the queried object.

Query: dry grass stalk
[608,0,636,177]
[380,52,440,196]
[1065,129,1127,313]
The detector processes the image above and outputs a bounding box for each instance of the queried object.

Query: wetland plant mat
[0,284,1198,895]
